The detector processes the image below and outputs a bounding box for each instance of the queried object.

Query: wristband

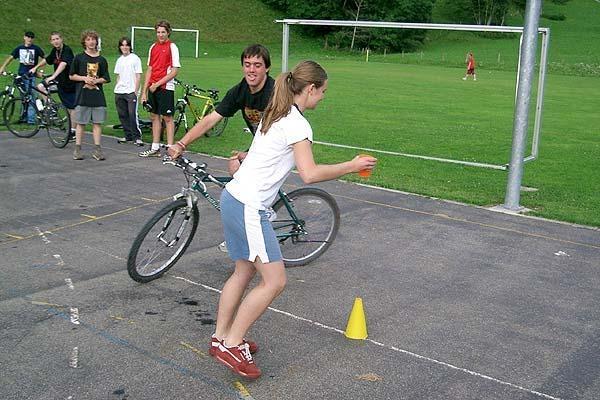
[176,141,186,151]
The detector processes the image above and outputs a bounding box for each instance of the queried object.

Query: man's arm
[46,61,66,82]
[30,58,48,75]
[0,55,14,74]
[140,65,152,102]
[148,67,179,93]
[167,110,224,159]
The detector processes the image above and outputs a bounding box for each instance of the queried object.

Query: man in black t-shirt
[32,31,77,131]
[0,31,45,124]
[69,30,110,161]
[168,44,274,166]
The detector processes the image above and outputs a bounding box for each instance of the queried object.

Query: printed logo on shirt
[19,49,36,65]
[87,62,99,78]
[244,107,264,130]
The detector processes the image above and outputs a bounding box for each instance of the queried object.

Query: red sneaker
[213,342,261,379]
[209,335,258,356]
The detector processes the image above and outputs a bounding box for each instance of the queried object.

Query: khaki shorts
[74,106,107,124]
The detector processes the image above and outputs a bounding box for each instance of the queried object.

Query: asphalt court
[1,132,599,400]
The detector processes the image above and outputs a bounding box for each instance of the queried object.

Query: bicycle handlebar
[2,71,59,87]
[173,78,219,99]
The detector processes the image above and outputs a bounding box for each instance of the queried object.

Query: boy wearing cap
[0,31,45,124]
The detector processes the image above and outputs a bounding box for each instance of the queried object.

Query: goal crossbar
[276,19,550,171]
[130,26,199,58]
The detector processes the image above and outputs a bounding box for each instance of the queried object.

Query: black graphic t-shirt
[70,52,110,107]
[46,45,76,93]
[216,76,274,134]
[11,44,45,75]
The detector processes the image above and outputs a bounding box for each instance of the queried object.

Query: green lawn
[89,53,600,228]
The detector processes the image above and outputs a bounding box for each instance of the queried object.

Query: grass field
[59,51,596,228]
[0,0,598,227]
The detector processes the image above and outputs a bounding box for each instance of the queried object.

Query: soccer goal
[130,26,199,58]
[276,19,550,172]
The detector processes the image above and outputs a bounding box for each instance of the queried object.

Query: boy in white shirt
[114,37,143,145]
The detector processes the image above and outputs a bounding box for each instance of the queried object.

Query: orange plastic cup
[358,153,372,178]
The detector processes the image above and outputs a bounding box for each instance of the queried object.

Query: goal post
[130,26,199,58]
[275,19,550,172]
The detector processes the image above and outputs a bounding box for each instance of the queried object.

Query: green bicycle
[172,78,229,138]
[127,153,340,283]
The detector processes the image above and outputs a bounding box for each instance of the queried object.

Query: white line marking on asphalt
[35,227,51,244]
[175,275,563,400]
[65,278,74,290]
[69,347,79,368]
[70,308,80,325]
[53,254,65,266]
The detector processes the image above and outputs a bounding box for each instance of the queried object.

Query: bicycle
[127,153,340,283]
[171,78,229,138]
[2,72,71,148]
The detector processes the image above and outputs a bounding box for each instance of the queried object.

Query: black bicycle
[127,154,340,283]
[2,72,71,148]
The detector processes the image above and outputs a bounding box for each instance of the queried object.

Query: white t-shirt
[113,53,143,94]
[226,106,313,210]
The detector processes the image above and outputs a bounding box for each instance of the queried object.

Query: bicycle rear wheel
[46,102,71,148]
[3,97,40,138]
[205,102,228,137]
[272,187,340,267]
[127,199,199,283]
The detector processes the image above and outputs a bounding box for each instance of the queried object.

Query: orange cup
[358,153,372,178]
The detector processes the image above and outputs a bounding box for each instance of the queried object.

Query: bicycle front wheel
[127,199,199,283]
[272,187,340,267]
[205,102,228,137]
[46,102,71,148]
[3,97,40,138]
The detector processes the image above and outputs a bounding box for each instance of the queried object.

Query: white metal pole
[282,23,290,72]
[504,0,542,211]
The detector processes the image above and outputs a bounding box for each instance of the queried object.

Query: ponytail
[261,60,327,134]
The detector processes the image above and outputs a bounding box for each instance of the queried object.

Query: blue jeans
[20,76,37,124]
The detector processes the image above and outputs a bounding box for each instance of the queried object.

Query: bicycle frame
[167,157,305,242]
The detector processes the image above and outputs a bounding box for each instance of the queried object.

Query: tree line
[262,0,570,52]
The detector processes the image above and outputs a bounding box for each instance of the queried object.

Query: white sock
[151,143,160,151]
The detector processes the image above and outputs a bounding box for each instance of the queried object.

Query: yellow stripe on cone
[344,297,368,340]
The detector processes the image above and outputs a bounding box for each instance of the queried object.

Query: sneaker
[462,77,467,81]
[68,130,76,142]
[209,335,258,357]
[139,148,160,157]
[213,342,261,379]
[92,147,105,161]
[117,137,132,144]
[73,145,83,160]
[134,139,144,147]
[218,241,228,253]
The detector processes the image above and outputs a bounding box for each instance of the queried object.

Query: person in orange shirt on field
[462,51,477,81]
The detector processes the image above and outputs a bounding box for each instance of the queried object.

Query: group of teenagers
[3,20,377,379]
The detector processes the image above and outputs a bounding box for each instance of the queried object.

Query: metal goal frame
[276,19,550,171]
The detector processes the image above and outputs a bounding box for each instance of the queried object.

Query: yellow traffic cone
[344,297,368,340]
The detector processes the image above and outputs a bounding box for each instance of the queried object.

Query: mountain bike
[2,72,71,148]
[127,153,340,283]
[172,78,228,138]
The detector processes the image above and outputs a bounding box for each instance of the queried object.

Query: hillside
[0,0,285,56]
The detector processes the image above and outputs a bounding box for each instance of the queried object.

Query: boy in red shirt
[139,20,181,157]
[462,51,477,81]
